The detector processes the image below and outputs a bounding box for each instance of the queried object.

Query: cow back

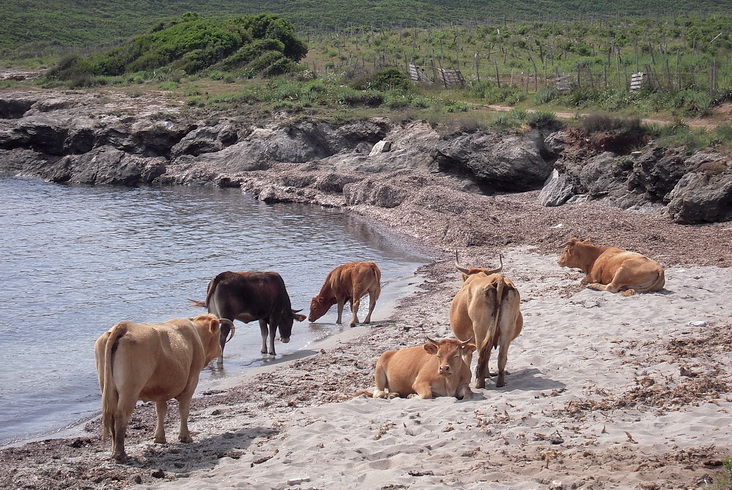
[208,271,293,320]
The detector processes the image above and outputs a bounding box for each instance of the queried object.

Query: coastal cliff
[0,89,730,224]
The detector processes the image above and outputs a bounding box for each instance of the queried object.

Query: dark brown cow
[190,271,305,359]
[308,261,381,327]
[373,338,476,399]
[450,255,524,389]
[558,238,665,296]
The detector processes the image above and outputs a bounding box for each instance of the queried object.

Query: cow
[94,314,225,462]
[308,261,381,327]
[450,255,524,389]
[190,271,306,359]
[373,338,476,399]
[557,238,665,296]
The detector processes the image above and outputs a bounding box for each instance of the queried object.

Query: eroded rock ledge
[0,90,729,224]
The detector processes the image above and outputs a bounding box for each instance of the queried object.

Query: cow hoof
[349,322,356,328]
[154,437,166,444]
[113,453,128,463]
[179,436,193,443]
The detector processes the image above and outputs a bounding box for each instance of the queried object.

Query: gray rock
[667,163,732,224]
[538,169,575,207]
[434,129,555,191]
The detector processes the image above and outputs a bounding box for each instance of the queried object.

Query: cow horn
[454,251,471,274]
[219,319,236,343]
[461,336,474,346]
[485,254,504,275]
[425,336,439,345]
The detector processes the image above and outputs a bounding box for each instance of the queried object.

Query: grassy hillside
[2,0,731,51]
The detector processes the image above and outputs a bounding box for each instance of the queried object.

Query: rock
[434,129,555,192]
[666,162,732,224]
[171,122,239,157]
[538,169,575,207]
[369,140,391,156]
[45,146,167,185]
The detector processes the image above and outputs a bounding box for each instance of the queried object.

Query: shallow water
[0,177,429,446]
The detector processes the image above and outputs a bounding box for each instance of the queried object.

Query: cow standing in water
[190,271,305,360]
[308,261,381,327]
[557,238,665,296]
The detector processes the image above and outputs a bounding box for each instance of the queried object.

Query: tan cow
[94,314,225,462]
[373,338,476,399]
[450,255,524,389]
[308,261,381,326]
[557,238,665,296]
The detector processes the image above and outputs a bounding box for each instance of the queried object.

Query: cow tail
[651,268,666,292]
[204,276,221,309]
[101,323,126,442]
[371,264,382,300]
[477,280,503,369]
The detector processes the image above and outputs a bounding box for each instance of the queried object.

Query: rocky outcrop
[0,90,729,224]
[434,129,556,192]
[541,132,731,220]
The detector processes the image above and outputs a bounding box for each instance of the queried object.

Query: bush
[47,13,308,81]
[349,67,410,92]
[579,113,642,133]
[527,110,560,129]
[337,87,385,107]
[534,87,558,105]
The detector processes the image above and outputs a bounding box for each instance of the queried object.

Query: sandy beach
[1,186,731,489]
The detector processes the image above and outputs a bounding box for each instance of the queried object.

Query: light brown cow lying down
[94,314,225,462]
[373,338,476,399]
[558,238,665,296]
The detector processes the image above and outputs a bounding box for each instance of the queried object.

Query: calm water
[0,177,430,446]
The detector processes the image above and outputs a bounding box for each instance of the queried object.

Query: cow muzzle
[280,336,290,344]
[438,365,452,376]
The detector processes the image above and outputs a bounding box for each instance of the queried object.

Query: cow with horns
[450,254,524,389]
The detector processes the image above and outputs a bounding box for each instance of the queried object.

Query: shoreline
[1,187,731,488]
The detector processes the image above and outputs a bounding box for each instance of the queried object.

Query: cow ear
[462,343,477,355]
[210,317,220,333]
[423,342,438,355]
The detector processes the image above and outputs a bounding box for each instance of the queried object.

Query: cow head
[424,338,476,377]
[455,252,503,281]
[190,314,224,364]
[308,295,331,322]
[278,309,305,343]
[557,238,589,268]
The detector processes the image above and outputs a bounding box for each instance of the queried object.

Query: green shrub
[349,67,410,92]
[534,87,558,105]
[47,12,308,81]
[337,87,385,107]
[527,110,560,129]
[579,113,642,133]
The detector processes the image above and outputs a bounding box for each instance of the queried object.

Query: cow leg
[412,381,433,399]
[350,295,361,326]
[218,320,232,359]
[336,300,346,324]
[154,400,168,444]
[112,394,137,462]
[496,342,511,387]
[259,320,272,354]
[176,395,193,443]
[363,292,376,323]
